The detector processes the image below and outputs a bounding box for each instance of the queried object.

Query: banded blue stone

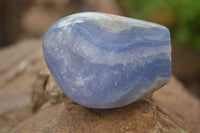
[43,12,171,109]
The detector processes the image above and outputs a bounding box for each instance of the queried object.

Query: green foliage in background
[117,0,200,50]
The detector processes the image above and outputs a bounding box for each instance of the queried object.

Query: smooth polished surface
[43,12,171,108]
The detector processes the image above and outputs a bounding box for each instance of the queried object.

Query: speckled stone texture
[43,12,171,109]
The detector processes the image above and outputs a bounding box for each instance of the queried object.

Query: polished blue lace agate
[43,12,171,109]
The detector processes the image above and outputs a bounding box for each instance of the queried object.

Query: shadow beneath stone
[81,99,151,116]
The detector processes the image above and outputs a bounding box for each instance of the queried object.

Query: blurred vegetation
[117,0,200,50]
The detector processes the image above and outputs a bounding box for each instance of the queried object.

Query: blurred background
[0,0,200,98]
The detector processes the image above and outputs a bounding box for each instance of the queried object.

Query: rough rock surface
[11,100,187,133]
[153,76,200,132]
[0,39,200,133]
[0,39,45,133]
